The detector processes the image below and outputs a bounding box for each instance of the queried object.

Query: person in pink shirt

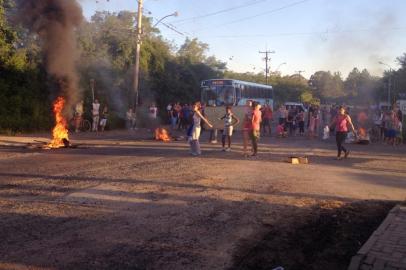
[330,106,356,160]
[250,102,262,156]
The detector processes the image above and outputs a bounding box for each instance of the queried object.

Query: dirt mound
[231,200,396,270]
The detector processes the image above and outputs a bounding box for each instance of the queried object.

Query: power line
[169,0,271,25]
[196,26,406,39]
[160,21,185,36]
[192,0,311,33]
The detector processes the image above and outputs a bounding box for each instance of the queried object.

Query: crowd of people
[166,102,194,131]
[74,99,108,132]
[164,100,404,159]
[73,98,403,158]
[372,107,403,145]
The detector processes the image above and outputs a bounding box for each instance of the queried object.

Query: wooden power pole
[259,50,275,85]
[133,0,143,109]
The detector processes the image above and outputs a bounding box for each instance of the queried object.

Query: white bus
[201,79,273,129]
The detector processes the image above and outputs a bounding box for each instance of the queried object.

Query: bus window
[201,87,217,106]
[245,86,252,98]
[217,86,235,106]
[260,89,266,98]
[236,87,242,104]
[202,85,235,106]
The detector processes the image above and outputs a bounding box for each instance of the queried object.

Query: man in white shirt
[149,103,158,119]
[92,99,100,132]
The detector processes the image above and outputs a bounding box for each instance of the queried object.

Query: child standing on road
[219,106,240,151]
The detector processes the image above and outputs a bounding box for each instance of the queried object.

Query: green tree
[177,38,209,64]
[344,68,380,104]
[0,0,51,133]
[76,12,223,124]
[309,71,344,101]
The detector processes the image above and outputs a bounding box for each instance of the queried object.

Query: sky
[79,0,406,79]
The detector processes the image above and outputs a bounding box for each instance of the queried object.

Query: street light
[133,1,179,109]
[379,61,393,109]
[153,12,179,27]
[274,62,287,74]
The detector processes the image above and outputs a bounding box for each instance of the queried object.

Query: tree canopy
[0,1,405,132]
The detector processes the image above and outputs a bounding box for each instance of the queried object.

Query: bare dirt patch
[230,200,396,270]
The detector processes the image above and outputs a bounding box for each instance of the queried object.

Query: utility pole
[90,79,95,102]
[259,50,275,85]
[133,0,143,109]
[295,70,305,77]
[388,73,392,108]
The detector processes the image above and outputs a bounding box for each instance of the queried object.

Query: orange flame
[358,128,367,138]
[155,128,171,142]
[48,96,69,148]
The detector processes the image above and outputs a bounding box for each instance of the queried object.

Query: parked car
[285,102,307,112]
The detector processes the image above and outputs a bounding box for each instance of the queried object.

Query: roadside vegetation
[1,0,405,133]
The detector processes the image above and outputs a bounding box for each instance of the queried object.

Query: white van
[285,102,307,112]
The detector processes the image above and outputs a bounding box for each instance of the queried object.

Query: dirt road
[0,130,405,270]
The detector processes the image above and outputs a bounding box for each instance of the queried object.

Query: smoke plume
[16,0,84,110]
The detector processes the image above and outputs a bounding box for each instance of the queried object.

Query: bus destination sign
[211,80,225,86]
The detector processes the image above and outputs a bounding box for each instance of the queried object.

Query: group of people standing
[74,99,108,132]
[373,108,403,145]
[125,103,158,130]
[186,100,263,157]
[181,100,366,161]
[275,105,321,137]
[167,102,193,131]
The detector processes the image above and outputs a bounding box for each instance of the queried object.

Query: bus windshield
[202,85,235,106]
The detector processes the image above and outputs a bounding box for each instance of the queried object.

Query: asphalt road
[0,130,405,270]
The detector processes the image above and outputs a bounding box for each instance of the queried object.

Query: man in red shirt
[261,104,273,135]
[250,102,262,156]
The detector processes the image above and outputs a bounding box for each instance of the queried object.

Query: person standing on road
[330,106,356,160]
[166,103,172,123]
[170,105,178,130]
[74,100,84,133]
[261,104,273,136]
[126,108,136,130]
[243,100,253,157]
[277,105,286,125]
[149,103,158,120]
[250,102,262,156]
[190,102,213,156]
[99,105,108,132]
[92,99,100,132]
[219,106,240,151]
[297,109,305,136]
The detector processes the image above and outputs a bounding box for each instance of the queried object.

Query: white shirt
[92,102,100,116]
[149,106,157,119]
